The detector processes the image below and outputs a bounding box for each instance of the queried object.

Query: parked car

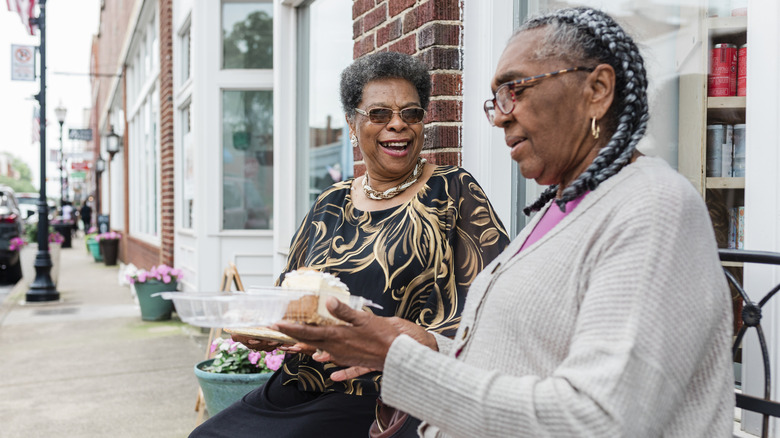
[15,192,55,224]
[0,186,25,283]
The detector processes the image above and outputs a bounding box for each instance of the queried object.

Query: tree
[0,153,37,193]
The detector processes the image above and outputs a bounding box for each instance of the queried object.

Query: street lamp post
[26,0,59,302]
[54,103,67,205]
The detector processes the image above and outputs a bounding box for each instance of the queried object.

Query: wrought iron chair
[720,249,780,437]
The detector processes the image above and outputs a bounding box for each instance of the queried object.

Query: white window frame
[126,4,161,244]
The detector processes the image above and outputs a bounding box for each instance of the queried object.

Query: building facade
[90,2,779,435]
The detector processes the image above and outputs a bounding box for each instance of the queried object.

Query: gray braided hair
[519,7,650,215]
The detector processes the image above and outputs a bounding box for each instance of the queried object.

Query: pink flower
[126,275,136,285]
[264,351,284,371]
[248,351,262,365]
[137,271,148,282]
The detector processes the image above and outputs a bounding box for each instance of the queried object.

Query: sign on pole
[71,162,90,171]
[11,44,36,81]
[68,128,93,141]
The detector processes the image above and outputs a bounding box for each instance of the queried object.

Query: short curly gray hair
[340,52,432,119]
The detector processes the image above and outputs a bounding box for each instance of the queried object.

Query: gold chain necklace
[362,157,427,200]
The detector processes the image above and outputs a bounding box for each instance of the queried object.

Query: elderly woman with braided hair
[277,7,734,437]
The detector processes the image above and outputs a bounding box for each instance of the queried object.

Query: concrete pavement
[0,238,209,438]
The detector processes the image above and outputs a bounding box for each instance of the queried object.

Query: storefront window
[222,1,273,69]
[181,104,194,229]
[222,90,274,230]
[295,0,353,222]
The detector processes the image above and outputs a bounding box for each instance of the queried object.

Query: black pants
[190,368,377,438]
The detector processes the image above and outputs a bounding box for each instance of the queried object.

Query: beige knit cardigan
[382,156,734,437]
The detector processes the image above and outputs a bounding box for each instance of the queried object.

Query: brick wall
[159,0,175,267]
[351,0,465,176]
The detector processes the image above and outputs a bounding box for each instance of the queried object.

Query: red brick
[353,0,374,18]
[426,99,462,122]
[428,0,461,21]
[388,0,416,17]
[353,146,364,163]
[418,23,460,49]
[388,34,416,55]
[376,18,402,47]
[423,125,460,150]
[420,47,462,70]
[354,34,376,59]
[402,7,420,33]
[363,4,387,32]
[353,17,364,40]
[420,150,460,166]
[431,73,462,96]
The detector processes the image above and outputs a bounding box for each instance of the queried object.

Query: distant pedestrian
[61,201,73,221]
[80,202,92,232]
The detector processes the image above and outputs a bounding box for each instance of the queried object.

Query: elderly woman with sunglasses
[277,7,734,438]
[191,52,509,438]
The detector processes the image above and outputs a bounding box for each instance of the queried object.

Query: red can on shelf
[708,43,737,97]
[737,44,747,97]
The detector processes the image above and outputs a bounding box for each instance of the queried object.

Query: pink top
[518,192,589,253]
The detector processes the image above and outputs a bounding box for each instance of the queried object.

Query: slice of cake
[281,268,351,325]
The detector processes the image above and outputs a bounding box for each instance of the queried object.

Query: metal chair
[720,249,780,437]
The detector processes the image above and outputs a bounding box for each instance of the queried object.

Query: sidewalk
[0,239,209,438]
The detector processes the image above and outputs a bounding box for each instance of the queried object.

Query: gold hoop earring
[591,117,600,140]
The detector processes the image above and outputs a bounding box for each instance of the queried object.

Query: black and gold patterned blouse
[277,166,509,396]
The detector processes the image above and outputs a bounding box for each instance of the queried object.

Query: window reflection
[222,1,273,69]
[222,90,274,230]
[298,0,353,217]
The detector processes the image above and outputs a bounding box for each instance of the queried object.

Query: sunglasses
[483,66,594,125]
[354,107,426,125]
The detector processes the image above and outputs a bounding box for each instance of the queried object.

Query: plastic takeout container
[157,286,381,328]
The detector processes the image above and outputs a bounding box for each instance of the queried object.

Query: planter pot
[134,280,178,321]
[50,243,61,285]
[99,239,119,266]
[194,358,272,416]
[52,224,72,248]
[87,239,103,262]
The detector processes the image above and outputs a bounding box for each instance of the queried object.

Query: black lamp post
[54,103,67,205]
[27,0,59,302]
[94,155,105,225]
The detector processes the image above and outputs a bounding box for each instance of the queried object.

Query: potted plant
[51,218,74,248]
[127,264,183,321]
[194,337,284,416]
[85,227,102,262]
[48,232,64,284]
[95,231,121,266]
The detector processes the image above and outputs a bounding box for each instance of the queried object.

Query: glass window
[222,90,274,230]
[181,27,191,83]
[222,1,274,69]
[181,105,194,229]
[296,0,353,222]
[127,8,160,241]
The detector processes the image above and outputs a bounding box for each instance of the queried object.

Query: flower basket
[128,265,184,321]
[194,358,272,416]
[193,338,283,416]
[134,280,178,321]
[51,222,73,248]
[95,231,121,266]
[87,238,103,262]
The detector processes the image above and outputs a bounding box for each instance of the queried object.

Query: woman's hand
[275,297,438,373]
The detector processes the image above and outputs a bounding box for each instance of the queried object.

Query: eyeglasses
[354,107,427,125]
[483,66,594,125]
